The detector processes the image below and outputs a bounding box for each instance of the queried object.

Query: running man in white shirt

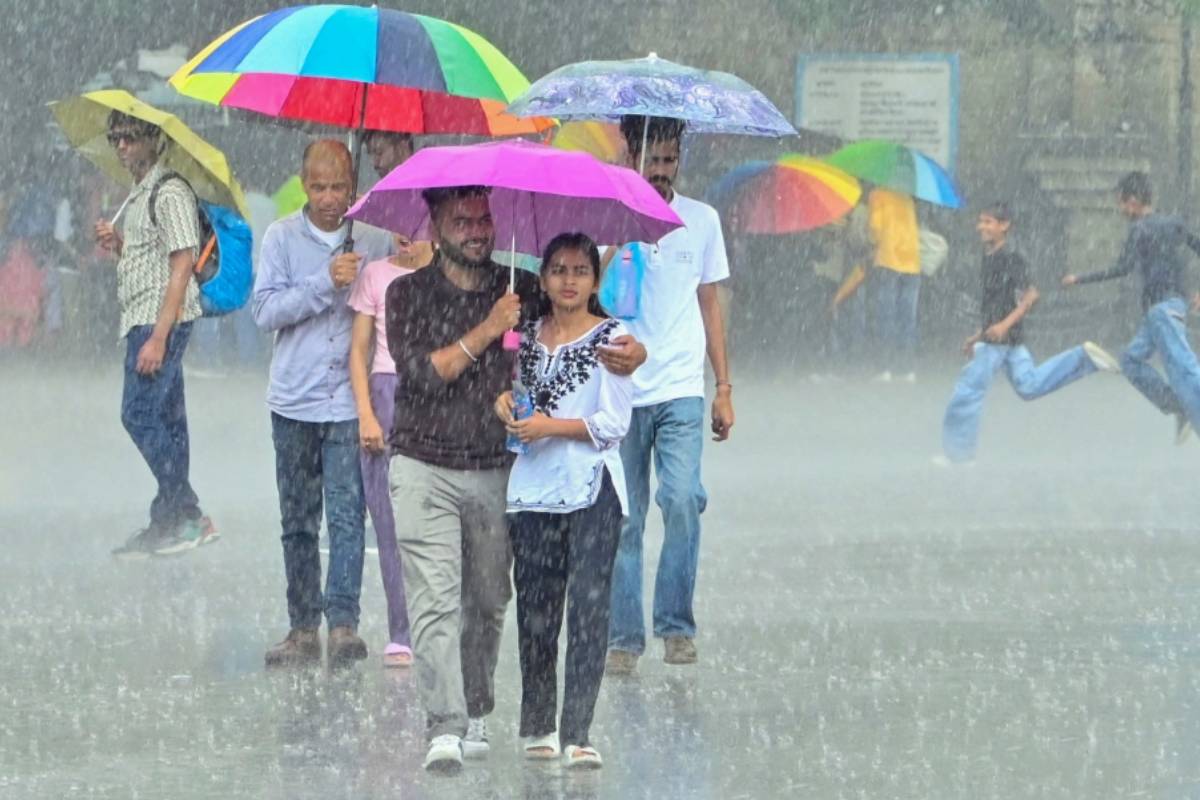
[606,116,735,675]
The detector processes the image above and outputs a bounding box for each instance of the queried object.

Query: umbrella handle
[110,193,133,225]
[502,225,519,351]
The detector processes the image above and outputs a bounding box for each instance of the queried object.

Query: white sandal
[524,733,560,760]
[562,744,603,769]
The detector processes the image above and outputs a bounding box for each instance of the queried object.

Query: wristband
[458,339,478,363]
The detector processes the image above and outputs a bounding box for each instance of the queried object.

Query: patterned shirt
[506,317,633,515]
[116,163,202,337]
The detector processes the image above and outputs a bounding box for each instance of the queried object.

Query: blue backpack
[149,172,253,316]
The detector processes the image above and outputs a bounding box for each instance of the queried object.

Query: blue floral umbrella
[507,53,796,137]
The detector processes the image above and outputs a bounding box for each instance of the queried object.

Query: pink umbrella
[346,138,683,262]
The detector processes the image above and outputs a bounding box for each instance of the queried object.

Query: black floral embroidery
[518,318,619,414]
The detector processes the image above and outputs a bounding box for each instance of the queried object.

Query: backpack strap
[147,170,197,228]
[147,170,214,277]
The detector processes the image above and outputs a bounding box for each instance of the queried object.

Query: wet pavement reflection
[3,365,1200,798]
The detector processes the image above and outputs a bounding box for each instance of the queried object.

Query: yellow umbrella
[49,89,249,218]
[550,121,625,164]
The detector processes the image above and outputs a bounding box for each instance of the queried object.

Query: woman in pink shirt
[349,236,433,667]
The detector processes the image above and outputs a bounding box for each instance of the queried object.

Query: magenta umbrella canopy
[345,139,683,255]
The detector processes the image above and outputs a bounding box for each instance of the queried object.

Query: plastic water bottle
[506,378,534,455]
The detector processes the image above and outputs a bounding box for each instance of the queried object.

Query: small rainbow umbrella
[824,140,962,209]
[706,155,861,234]
[169,5,554,245]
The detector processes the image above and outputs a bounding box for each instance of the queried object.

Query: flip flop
[562,744,602,769]
[524,733,560,760]
[383,643,413,668]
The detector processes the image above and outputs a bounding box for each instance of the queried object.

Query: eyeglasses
[106,131,144,147]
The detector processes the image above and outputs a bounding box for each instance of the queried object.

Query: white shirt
[624,192,729,406]
[304,212,346,250]
[506,318,633,515]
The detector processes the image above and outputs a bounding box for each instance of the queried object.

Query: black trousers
[510,474,622,746]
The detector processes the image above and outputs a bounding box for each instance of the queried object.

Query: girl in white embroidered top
[493,232,633,769]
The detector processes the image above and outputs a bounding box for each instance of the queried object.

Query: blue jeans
[270,413,365,631]
[1119,298,1200,427]
[868,268,921,372]
[942,342,1097,462]
[609,397,707,653]
[121,322,200,529]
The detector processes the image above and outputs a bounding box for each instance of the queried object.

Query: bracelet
[458,339,478,363]
[716,381,732,389]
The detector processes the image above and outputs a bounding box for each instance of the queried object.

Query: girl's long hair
[535,232,608,319]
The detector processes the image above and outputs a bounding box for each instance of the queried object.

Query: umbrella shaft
[639,115,648,174]
[110,193,133,225]
[343,88,370,254]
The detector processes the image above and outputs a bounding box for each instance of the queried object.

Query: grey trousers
[389,453,512,739]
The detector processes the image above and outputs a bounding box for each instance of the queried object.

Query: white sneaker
[931,454,975,468]
[463,717,489,759]
[872,370,893,383]
[899,371,917,383]
[1083,341,1120,373]
[424,734,463,773]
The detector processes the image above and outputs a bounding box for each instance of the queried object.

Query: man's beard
[439,237,493,269]
[650,176,673,200]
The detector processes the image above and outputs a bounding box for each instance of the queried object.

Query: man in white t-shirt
[606,116,735,674]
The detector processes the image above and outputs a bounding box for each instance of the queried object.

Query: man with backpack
[95,110,217,559]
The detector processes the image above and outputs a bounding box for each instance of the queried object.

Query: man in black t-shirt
[384,186,645,773]
[1063,171,1200,442]
[939,202,1118,464]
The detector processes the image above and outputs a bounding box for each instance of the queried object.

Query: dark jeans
[120,322,200,529]
[270,413,365,631]
[511,475,622,747]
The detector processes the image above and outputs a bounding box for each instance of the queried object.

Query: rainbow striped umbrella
[706,155,861,234]
[824,140,962,209]
[169,5,552,138]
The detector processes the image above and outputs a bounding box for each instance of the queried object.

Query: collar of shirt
[129,161,169,200]
[121,162,165,210]
[427,251,510,294]
[301,206,347,251]
[136,162,166,191]
[982,242,1010,261]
